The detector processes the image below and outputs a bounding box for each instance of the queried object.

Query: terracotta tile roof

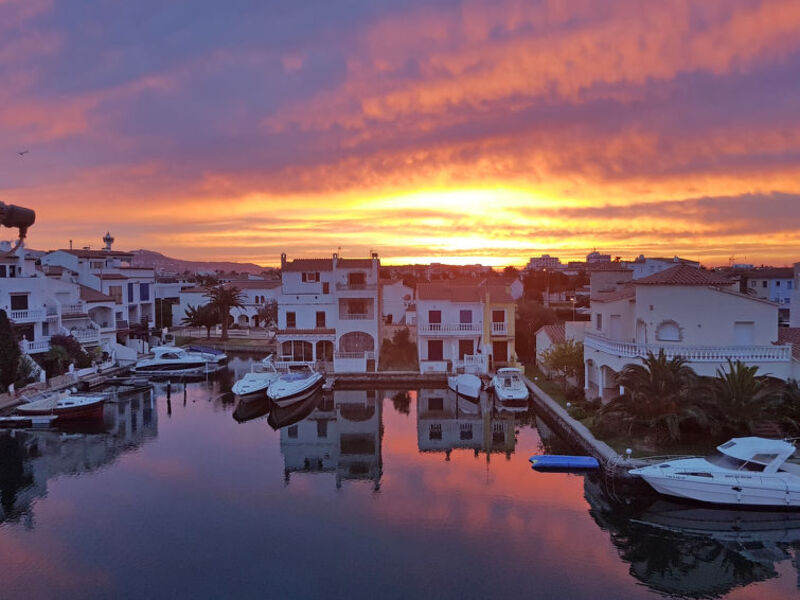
[537,323,565,343]
[181,287,208,294]
[79,285,115,303]
[742,268,794,280]
[591,287,636,302]
[417,283,482,302]
[223,280,281,290]
[634,264,733,286]
[59,249,132,258]
[337,258,377,268]
[282,258,333,272]
[778,328,800,361]
[98,273,128,280]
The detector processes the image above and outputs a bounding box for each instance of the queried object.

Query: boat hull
[16,398,105,422]
[447,375,481,401]
[269,376,324,407]
[637,473,800,507]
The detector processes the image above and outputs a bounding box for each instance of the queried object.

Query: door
[493,340,508,362]
[734,321,755,346]
[428,340,443,361]
[610,314,622,340]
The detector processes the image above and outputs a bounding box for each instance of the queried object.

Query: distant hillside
[131,249,275,275]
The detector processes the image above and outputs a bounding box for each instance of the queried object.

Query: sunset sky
[2,0,800,267]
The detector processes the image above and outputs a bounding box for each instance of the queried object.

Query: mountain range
[130,249,275,275]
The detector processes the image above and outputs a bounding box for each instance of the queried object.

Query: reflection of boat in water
[15,392,106,422]
[583,474,795,598]
[268,389,322,430]
[233,397,270,423]
[631,437,800,507]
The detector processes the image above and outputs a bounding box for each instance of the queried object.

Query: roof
[591,287,636,302]
[223,280,281,290]
[98,273,128,280]
[282,258,333,272]
[57,249,132,259]
[742,268,794,280]
[537,323,565,344]
[337,258,377,268]
[484,284,514,304]
[778,328,800,361]
[79,285,115,303]
[417,283,482,302]
[634,264,733,286]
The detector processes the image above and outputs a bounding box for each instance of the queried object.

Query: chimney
[280,252,287,269]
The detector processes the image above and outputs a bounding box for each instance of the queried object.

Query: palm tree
[598,350,709,442]
[181,304,219,339]
[205,285,245,340]
[704,359,784,434]
[256,299,278,329]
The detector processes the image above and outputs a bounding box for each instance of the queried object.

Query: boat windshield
[706,453,766,472]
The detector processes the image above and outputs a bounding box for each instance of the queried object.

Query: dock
[329,371,447,389]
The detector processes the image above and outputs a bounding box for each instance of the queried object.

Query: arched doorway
[316,340,334,361]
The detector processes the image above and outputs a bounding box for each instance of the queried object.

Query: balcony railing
[419,322,481,335]
[70,329,101,343]
[9,308,45,322]
[335,282,377,291]
[19,337,51,354]
[584,333,792,362]
[116,319,130,330]
[491,322,508,335]
[61,302,87,316]
[334,351,375,360]
[339,313,374,320]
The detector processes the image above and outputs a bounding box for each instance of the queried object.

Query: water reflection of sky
[1,361,799,599]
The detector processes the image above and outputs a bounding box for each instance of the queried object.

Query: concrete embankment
[330,372,447,389]
[523,375,648,480]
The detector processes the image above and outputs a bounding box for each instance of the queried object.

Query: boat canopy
[717,437,796,464]
[497,367,522,374]
[152,346,189,358]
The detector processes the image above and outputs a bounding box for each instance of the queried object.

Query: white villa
[276,253,381,373]
[584,264,794,400]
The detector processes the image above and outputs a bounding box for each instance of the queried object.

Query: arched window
[339,331,374,352]
[655,320,681,342]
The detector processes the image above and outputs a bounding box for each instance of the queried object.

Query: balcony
[19,337,51,354]
[584,333,792,363]
[9,308,45,322]
[491,322,508,336]
[61,302,87,317]
[339,313,375,320]
[419,322,482,335]
[70,328,101,344]
[336,282,377,291]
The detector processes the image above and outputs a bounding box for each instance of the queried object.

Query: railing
[9,309,45,322]
[339,313,374,320]
[70,329,100,343]
[61,302,87,316]
[584,333,792,362]
[334,351,375,360]
[491,322,508,335]
[116,320,129,330]
[19,337,51,354]
[419,323,481,334]
[462,354,487,374]
[336,282,377,291]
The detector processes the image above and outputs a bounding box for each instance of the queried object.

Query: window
[460,309,472,324]
[458,339,473,359]
[428,397,444,411]
[750,280,756,287]
[140,283,150,301]
[428,310,441,324]
[348,272,366,286]
[90,261,104,269]
[316,311,326,328]
[776,281,781,287]
[302,272,320,282]
[460,424,473,440]
[595,313,602,331]
[317,420,328,438]
[0,265,5,278]
[428,339,443,361]
[655,321,681,342]
[322,282,329,294]
[109,286,123,304]
[347,299,368,315]
[492,310,504,323]
[429,424,442,440]
[286,312,296,328]
[10,294,28,311]
[8,265,15,278]
[127,282,135,302]
[762,281,767,288]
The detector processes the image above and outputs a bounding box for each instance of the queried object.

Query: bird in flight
[17,150,29,156]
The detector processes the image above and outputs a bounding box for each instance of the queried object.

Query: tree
[503,265,519,277]
[155,298,174,330]
[596,351,710,442]
[257,299,278,328]
[514,301,557,362]
[540,340,585,389]
[182,304,219,339]
[205,285,245,340]
[379,327,419,371]
[704,360,784,434]
[0,310,21,392]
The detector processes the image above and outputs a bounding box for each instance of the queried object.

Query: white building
[276,253,381,373]
[525,254,563,271]
[625,255,701,279]
[741,268,793,326]
[380,280,414,325]
[583,264,794,400]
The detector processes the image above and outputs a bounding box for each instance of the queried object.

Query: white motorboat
[133,347,208,377]
[630,437,800,507]
[491,367,529,411]
[267,366,324,407]
[16,391,106,421]
[187,345,228,365]
[448,374,482,401]
[232,355,280,398]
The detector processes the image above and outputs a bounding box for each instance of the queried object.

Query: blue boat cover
[528,455,600,470]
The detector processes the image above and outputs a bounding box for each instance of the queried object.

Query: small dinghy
[448,373,482,401]
[267,366,324,407]
[529,455,600,471]
[16,391,106,422]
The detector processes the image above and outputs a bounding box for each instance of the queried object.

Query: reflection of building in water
[0,391,158,527]
[416,389,516,459]
[583,475,800,597]
[280,389,382,489]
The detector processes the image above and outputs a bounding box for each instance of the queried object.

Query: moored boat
[187,345,228,365]
[491,367,529,411]
[16,392,106,422]
[132,347,208,377]
[529,455,600,471]
[232,355,280,398]
[630,437,800,507]
[267,366,324,407]
[447,374,482,401]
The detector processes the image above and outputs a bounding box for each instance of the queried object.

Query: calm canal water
[1,356,800,599]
